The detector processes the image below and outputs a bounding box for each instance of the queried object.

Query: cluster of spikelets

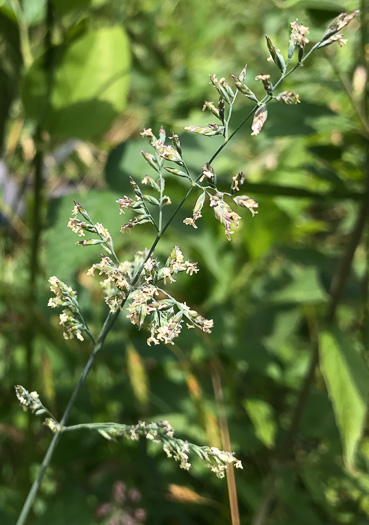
[22,10,358,485]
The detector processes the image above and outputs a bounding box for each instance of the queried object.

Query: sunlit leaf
[244,399,276,448]
[269,266,327,304]
[320,327,369,470]
[22,26,130,139]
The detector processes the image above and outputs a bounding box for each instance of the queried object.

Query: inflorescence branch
[15,12,359,525]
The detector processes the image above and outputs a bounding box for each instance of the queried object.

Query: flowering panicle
[184,124,224,137]
[127,284,160,328]
[209,74,234,104]
[164,167,189,179]
[92,420,242,478]
[159,246,199,282]
[210,193,241,241]
[231,73,258,103]
[276,91,300,105]
[141,127,183,165]
[155,141,183,163]
[15,16,362,509]
[68,201,115,257]
[170,130,183,156]
[187,67,258,141]
[88,256,131,312]
[200,163,215,184]
[251,105,268,136]
[290,19,310,48]
[202,100,221,120]
[117,177,159,233]
[265,35,286,73]
[255,74,273,96]
[318,34,348,48]
[289,19,309,62]
[125,247,210,345]
[321,10,359,42]
[48,276,87,341]
[183,191,206,229]
[233,195,259,217]
[15,386,55,422]
[232,172,245,192]
[15,386,43,414]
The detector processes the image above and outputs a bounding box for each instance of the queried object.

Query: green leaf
[22,0,46,25]
[269,266,327,304]
[320,327,369,470]
[242,201,292,260]
[22,26,130,139]
[105,140,147,193]
[263,102,334,138]
[243,399,276,448]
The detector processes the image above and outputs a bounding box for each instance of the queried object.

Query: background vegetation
[1,0,368,523]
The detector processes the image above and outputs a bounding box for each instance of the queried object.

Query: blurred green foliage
[0,0,368,524]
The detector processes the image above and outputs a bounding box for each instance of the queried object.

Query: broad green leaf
[244,399,276,448]
[105,140,148,193]
[22,26,130,139]
[320,327,369,471]
[269,266,327,304]
[242,201,292,260]
[262,103,330,138]
[22,0,46,25]
[264,307,302,352]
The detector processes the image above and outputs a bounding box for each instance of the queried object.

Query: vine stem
[17,35,327,524]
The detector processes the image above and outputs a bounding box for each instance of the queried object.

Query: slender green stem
[16,308,119,525]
